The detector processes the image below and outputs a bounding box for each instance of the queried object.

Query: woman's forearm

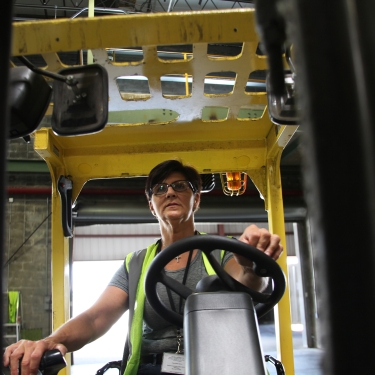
[45,286,129,352]
[44,312,99,352]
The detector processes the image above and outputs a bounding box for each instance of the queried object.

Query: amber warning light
[220,172,248,196]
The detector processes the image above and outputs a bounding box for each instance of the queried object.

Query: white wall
[72,222,295,261]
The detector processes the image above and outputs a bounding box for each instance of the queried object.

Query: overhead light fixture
[220,172,248,196]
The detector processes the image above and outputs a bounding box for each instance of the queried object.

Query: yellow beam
[35,128,269,201]
[51,176,71,375]
[267,124,299,161]
[266,148,295,375]
[12,10,257,56]
[40,117,272,148]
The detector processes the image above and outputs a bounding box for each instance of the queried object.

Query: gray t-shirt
[109,247,233,355]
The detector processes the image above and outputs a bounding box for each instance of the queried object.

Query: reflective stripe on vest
[124,242,159,375]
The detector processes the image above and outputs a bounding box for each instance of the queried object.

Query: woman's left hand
[234,224,283,268]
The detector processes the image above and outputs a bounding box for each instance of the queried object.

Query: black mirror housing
[9,66,52,140]
[52,64,109,136]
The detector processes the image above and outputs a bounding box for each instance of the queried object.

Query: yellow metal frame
[12,9,298,375]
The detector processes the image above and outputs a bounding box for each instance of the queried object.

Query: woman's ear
[149,201,156,216]
[193,193,201,212]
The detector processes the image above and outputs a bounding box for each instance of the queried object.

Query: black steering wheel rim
[145,235,286,327]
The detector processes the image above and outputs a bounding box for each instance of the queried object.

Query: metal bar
[15,3,129,15]
[264,151,295,375]
[293,222,318,348]
[167,0,176,12]
[290,0,375,373]
[183,0,193,11]
[0,0,14,353]
[12,9,257,56]
[51,177,71,375]
[70,7,129,19]
[209,0,218,10]
[86,0,95,64]
[154,0,167,13]
[346,1,375,204]
[14,3,82,11]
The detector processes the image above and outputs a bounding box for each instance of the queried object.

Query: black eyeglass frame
[150,180,196,198]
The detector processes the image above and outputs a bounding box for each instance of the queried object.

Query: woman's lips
[166,202,179,207]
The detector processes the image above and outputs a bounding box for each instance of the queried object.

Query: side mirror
[9,66,52,140]
[52,64,109,136]
[266,72,300,126]
[9,57,109,139]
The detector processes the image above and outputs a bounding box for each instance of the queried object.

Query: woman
[3,160,283,375]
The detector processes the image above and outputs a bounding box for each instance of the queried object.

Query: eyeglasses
[151,180,195,197]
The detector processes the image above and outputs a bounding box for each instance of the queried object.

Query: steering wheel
[144,235,286,327]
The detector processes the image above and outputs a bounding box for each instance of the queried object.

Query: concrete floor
[71,324,324,375]
[259,324,323,375]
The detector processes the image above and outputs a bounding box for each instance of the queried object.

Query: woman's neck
[158,222,198,270]
[159,222,196,250]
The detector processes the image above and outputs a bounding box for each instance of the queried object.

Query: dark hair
[145,160,202,200]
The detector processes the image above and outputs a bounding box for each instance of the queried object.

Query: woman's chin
[164,212,191,222]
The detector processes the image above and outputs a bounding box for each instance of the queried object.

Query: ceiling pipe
[70,7,130,18]
[6,188,306,222]
[6,186,303,197]
[73,199,307,224]
[7,187,51,195]
[14,4,83,12]
[13,4,132,21]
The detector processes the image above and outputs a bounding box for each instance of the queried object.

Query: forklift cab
[9,6,298,375]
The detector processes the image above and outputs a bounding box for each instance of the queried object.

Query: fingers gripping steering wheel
[144,235,286,328]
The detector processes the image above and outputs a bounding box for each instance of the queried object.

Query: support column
[51,179,71,375]
[87,0,95,64]
[289,0,375,372]
[1,1,14,352]
[293,221,318,348]
[265,151,294,375]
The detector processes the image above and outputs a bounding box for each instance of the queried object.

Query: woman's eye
[174,182,186,190]
[153,185,163,194]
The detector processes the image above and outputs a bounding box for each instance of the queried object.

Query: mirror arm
[17,56,69,83]
[254,0,287,97]
[17,56,84,98]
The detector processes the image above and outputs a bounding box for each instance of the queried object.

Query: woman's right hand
[3,285,129,375]
[3,339,67,375]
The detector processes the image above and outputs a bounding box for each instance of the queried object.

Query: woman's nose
[166,186,176,197]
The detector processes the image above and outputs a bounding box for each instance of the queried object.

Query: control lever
[39,350,66,375]
[265,354,286,375]
[2,350,66,375]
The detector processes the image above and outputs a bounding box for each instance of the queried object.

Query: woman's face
[149,172,200,224]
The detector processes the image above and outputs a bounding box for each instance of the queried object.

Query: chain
[176,329,183,354]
